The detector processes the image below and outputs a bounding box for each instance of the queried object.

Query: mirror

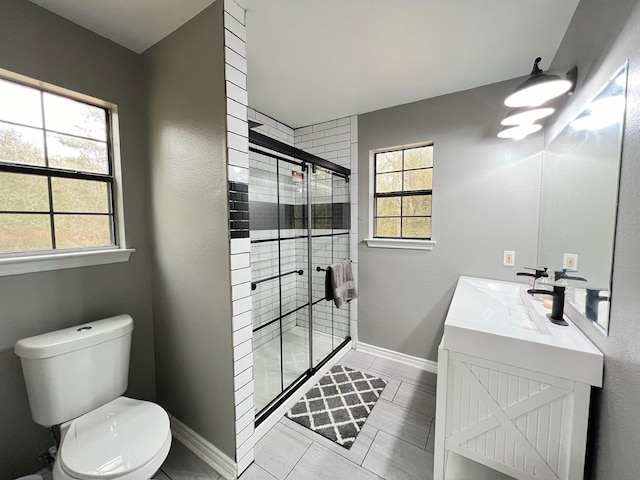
[538,63,627,334]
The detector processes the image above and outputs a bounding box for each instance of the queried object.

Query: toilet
[15,315,172,480]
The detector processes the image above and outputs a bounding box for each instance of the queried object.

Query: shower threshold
[253,325,350,423]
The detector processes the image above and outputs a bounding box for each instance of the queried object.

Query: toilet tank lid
[15,315,133,359]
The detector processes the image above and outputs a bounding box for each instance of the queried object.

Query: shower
[248,130,351,422]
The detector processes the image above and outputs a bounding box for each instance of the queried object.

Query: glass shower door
[309,166,351,369]
[250,150,282,413]
[278,159,310,393]
[310,166,334,367]
[249,146,351,418]
[251,155,311,413]
[330,173,351,351]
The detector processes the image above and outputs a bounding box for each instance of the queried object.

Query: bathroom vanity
[433,276,603,480]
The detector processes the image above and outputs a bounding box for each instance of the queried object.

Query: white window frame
[365,142,436,251]
[0,68,133,276]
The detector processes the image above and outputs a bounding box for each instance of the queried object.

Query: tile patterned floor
[244,349,437,480]
[157,349,437,480]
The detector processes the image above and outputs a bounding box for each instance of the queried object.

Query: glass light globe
[501,107,555,126]
[505,78,573,108]
[497,123,542,140]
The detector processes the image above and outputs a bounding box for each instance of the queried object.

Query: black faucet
[527,285,569,325]
[554,269,588,282]
[526,270,588,326]
[516,267,548,289]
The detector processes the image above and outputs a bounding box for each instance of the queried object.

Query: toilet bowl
[15,315,172,480]
[52,397,171,480]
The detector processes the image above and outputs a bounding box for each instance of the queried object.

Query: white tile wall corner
[230,252,250,270]
[295,116,353,168]
[225,63,247,90]
[224,1,255,476]
[231,266,251,286]
[236,433,254,461]
[237,449,255,476]
[228,98,248,121]
[232,282,251,302]
[248,107,295,145]
[229,165,249,183]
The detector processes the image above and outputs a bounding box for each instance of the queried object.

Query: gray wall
[145,0,237,458]
[357,79,543,360]
[548,0,640,477]
[0,0,155,477]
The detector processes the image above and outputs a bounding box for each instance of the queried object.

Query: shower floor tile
[253,325,338,412]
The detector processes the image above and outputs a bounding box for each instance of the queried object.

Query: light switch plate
[563,253,579,271]
[503,250,515,267]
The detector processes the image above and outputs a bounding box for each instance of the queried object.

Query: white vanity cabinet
[434,277,603,480]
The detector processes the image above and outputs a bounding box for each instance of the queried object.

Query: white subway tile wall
[295,116,355,169]
[224,1,254,476]
[248,108,295,146]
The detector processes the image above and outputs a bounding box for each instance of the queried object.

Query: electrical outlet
[503,250,515,267]
[563,253,579,271]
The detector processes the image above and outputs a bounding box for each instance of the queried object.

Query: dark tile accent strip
[249,200,350,231]
[229,181,250,239]
[229,182,249,193]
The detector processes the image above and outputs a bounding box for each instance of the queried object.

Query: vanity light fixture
[504,57,577,108]
[501,106,555,126]
[497,123,542,140]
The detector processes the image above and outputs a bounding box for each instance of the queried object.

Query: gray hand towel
[330,260,357,308]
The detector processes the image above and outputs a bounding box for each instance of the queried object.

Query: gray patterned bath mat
[285,364,387,449]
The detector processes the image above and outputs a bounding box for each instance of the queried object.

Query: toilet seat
[55,397,171,480]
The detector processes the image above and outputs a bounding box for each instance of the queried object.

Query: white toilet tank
[15,315,133,427]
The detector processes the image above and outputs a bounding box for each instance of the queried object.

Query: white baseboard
[254,339,353,442]
[169,415,237,480]
[356,342,438,374]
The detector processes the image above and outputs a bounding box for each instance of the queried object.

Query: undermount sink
[442,276,602,387]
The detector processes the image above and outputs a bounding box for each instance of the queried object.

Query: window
[0,76,117,255]
[0,71,132,276]
[373,143,433,240]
